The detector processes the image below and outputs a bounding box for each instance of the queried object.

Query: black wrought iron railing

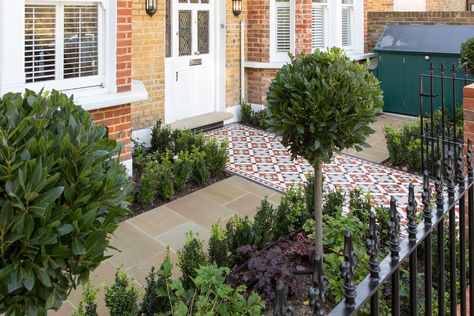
[420,62,474,178]
[274,140,474,316]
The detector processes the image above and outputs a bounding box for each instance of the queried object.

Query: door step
[169,112,233,132]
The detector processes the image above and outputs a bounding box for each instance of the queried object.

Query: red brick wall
[295,0,312,56]
[90,104,132,161]
[246,68,278,105]
[117,0,132,93]
[247,0,270,62]
[464,84,474,146]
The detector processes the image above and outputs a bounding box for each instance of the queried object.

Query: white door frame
[164,0,226,124]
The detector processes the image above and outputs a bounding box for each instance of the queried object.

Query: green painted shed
[374,25,474,116]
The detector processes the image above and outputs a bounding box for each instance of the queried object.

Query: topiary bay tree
[0,90,133,315]
[267,48,383,257]
[461,37,474,76]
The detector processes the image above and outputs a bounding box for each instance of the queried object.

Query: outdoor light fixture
[146,0,157,17]
[232,0,242,16]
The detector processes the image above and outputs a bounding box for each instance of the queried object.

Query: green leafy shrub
[104,269,140,316]
[240,103,270,129]
[72,282,99,316]
[208,221,229,267]
[0,91,133,315]
[156,156,174,201]
[132,140,148,167]
[141,249,173,316]
[349,187,372,223]
[173,129,205,154]
[138,160,160,205]
[323,188,344,218]
[461,37,474,76]
[252,199,275,248]
[226,215,255,264]
[151,120,173,153]
[384,108,462,171]
[167,264,265,315]
[177,232,207,289]
[173,151,193,190]
[375,206,390,248]
[273,186,310,237]
[203,139,228,176]
[190,148,210,185]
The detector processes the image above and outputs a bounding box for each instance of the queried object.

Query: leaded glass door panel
[169,0,214,122]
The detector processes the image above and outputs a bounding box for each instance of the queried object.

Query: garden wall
[367,11,474,53]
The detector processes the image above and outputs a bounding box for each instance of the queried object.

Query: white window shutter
[311,4,326,50]
[25,5,56,83]
[25,3,99,84]
[63,5,99,79]
[275,0,291,53]
[341,6,352,47]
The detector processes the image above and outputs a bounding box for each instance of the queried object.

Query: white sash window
[341,0,354,49]
[311,0,328,51]
[0,0,116,96]
[270,0,295,62]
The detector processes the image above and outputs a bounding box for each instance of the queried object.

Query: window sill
[244,61,289,69]
[74,81,148,111]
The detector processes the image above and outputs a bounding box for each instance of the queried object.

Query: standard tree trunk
[314,162,324,257]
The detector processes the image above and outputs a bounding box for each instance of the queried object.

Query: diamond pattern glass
[179,10,192,56]
[197,10,209,54]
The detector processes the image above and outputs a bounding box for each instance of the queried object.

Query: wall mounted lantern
[146,0,157,17]
[232,0,242,16]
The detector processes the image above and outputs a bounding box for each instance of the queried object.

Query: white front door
[167,0,214,122]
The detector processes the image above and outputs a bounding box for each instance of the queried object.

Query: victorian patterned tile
[206,123,424,216]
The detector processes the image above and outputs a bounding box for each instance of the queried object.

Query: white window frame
[341,0,355,50]
[0,0,117,96]
[311,0,329,51]
[269,0,295,63]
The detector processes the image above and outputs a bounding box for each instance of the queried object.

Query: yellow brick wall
[442,0,467,10]
[367,0,393,12]
[131,0,165,130]
[226,0,248,107]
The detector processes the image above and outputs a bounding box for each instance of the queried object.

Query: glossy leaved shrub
[0,91,133,315]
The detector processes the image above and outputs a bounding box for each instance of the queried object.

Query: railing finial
[274,281,293,316]
[389,197,400,261]
[407,182,417,242]
[308,254,328,316]
[341,231,357,309]
[367,211,380,282]
[422,170,432,225]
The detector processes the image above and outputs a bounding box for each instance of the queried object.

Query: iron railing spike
[422,170,432,225]
[435,160,444,211]
[341,231,357,309]
[274,281,294,316]
[389,197,400,261]
[447,151,455,200]
[367,211,380,282]
[458,143,465,190]
[468,139,473,180]
[308,255,328,316]
[407,183,417,242]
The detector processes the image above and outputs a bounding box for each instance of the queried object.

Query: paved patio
[53,176,282,315]
[53,112,418,315]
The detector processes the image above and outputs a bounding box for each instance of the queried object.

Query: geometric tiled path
[206,123,423,211]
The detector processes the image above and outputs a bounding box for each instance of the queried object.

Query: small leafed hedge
[134,120,228,206]
[0,91,133,315]
[384,108,463,171]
